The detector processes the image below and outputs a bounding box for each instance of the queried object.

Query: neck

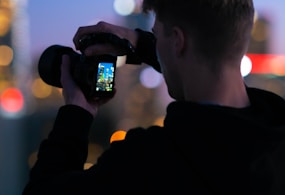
[183,66,250,108]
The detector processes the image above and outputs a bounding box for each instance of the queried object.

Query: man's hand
[60,55,115,117]
[73,21,138,57]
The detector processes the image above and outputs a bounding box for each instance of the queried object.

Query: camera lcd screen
[96,62,115,92]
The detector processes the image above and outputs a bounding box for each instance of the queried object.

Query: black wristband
[126,28,161,73]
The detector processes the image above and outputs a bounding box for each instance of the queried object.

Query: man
[23,0,285,194]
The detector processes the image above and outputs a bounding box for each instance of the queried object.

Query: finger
[73,26,97,49]
[93,88,117,106]
[84,44,126,57]
[73,22,112,49]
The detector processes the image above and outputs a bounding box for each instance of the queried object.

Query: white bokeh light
[140,67,163,88]
[113,0,136,16]
[240,55,252,77]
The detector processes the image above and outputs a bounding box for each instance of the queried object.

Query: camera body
[38,33,122,100]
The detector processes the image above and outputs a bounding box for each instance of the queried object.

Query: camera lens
[38,45,79,88]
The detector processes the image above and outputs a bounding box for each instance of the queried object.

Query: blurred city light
[241,55,252,77]
[248,54,285,75]
[110,130,126,143]
[139,67,163,88]
[116,55,127,68]
[0,87,24,115]
[84,143,104,169]
[113,0,136,16]
[0,45,13,66]
[153,116,164,127]
[0,0,14,36]
[31,78,52,99]
[252,17,269,42]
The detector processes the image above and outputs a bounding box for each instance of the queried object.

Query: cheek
[156,49,166,74]
[156,40,169,65]
[157,40,180,87]
[156,40,174,72]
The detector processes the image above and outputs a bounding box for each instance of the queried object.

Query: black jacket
[23,87,285,195]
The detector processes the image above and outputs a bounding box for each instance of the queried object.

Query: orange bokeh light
[110,130,127,143]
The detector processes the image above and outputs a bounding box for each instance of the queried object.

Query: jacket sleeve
[22,105,93,195]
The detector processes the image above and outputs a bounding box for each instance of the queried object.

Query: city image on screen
[96,62,115,92]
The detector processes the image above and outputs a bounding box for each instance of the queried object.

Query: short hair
[142,0,255,68]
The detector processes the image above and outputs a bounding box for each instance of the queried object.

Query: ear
[172,27,186,56]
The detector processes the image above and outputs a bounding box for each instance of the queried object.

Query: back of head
[142,0,255,70]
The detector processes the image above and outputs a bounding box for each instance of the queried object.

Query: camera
[38,33,124,100]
